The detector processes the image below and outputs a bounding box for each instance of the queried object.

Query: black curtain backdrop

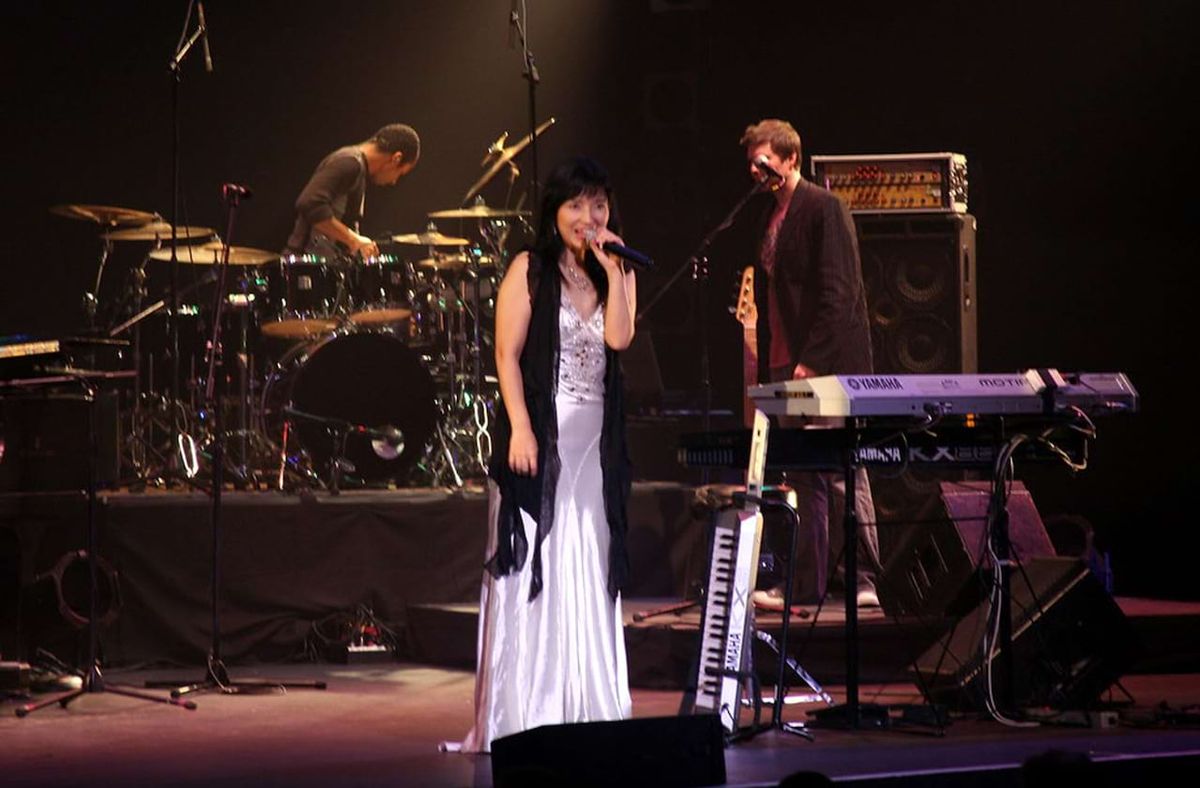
[3,1,1196,599]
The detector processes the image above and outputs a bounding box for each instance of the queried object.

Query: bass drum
[261,331,438,483]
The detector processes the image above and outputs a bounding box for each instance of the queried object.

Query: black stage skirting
[0,483,706,666]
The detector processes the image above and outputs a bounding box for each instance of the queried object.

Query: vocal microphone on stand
[222,183,252,200]
[753,154,785,187]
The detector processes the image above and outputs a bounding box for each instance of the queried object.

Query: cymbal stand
[82,237,114,332]
[13,376,195,717]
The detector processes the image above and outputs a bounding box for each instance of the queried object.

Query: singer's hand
[508,425,538,476]
[588,228,625,275]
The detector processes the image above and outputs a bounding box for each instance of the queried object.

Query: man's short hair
[740,119,801,163]
[370,124,421,163]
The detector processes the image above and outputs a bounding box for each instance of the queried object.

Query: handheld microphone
[753,154,784,183]
[197,2,213,73]
[600,241,654,271]
[222,183,252,200]
[585,231,654,270]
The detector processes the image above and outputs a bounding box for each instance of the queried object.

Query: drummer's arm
[311,218,377,258]
[297,156,377,257]
[495,253,538,477]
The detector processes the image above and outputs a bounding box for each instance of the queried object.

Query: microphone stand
[13,377,196,717]
[146,187,326,698]
[509,1,541,208]
[281,406,406,495]
[166,0,206,486]
[637,180,767,433]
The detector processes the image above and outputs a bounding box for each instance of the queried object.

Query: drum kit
[51,201,531,491]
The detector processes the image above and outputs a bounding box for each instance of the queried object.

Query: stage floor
[4,664,1200,787]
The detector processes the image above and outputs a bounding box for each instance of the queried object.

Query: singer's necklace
[562,258,590,290]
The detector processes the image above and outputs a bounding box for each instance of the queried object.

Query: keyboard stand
[730,492,831,742]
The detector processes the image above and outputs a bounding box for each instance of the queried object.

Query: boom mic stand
[165,0,209,487]
[631,181,768,624]
[637,179,768,433]
[147,187,325,697]
[14,377,195,717]
[509,1,541,208]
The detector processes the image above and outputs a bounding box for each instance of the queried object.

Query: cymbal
[416,254,496,271]
[50,203,160,227]
[147,241,276,265]
[391,231,470,246]
[102,222,214,241]
[427,206,531,220]
[462,117,557,204]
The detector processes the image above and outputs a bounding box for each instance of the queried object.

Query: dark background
[3,1,1195,598]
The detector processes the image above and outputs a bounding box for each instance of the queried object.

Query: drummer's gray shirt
[284,145,367,254]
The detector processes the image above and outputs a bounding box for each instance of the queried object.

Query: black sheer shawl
[485,252,632,601]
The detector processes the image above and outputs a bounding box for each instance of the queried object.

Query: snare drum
[348,254,414,327]
[260,254,343,339]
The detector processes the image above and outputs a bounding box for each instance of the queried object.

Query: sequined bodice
[558,292,606,403]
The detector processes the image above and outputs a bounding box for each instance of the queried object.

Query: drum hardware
[259,254,344,340]
[50,203,161,227]
[147,241,276,265]
[390,230,471,246]
[100,222,215,242]
[279,406,406,494]
[51,204,162,332]
[460,117,556,205]
[260,331,439,489]
[345,254,414,327]
[427,205,533,221]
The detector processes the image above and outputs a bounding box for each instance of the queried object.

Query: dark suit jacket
[752,179,873,379]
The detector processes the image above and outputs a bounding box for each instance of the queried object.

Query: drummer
[283,124,421,258]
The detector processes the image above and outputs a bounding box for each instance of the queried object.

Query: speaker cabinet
[857,213,978,563]
[881,481,1057,619]
[491,714,726,788]
[856,212,977,374]
[0,391,120,492]
[913,557,1138,711]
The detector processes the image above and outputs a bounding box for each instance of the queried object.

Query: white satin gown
[460,292,632,753]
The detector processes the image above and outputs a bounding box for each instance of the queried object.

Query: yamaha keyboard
[679,419,1087,472]
[682,370,1137,473]
[748,370,1138,419]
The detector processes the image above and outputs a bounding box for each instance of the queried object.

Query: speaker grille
[856,213,977,374]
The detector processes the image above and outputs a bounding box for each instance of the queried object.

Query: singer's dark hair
[369,123,421,163]
[531,156,622,294]
[740,118,801,163]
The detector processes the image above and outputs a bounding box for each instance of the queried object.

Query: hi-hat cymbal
[427,206,531,220]
[50,203,160,227]
[147,241,276,265]
[102,222,215,241]
[391,231,470,246]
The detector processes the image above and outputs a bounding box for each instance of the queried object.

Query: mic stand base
[146,654,326,698]
[18,662,197,717]
[14,384,194,718]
